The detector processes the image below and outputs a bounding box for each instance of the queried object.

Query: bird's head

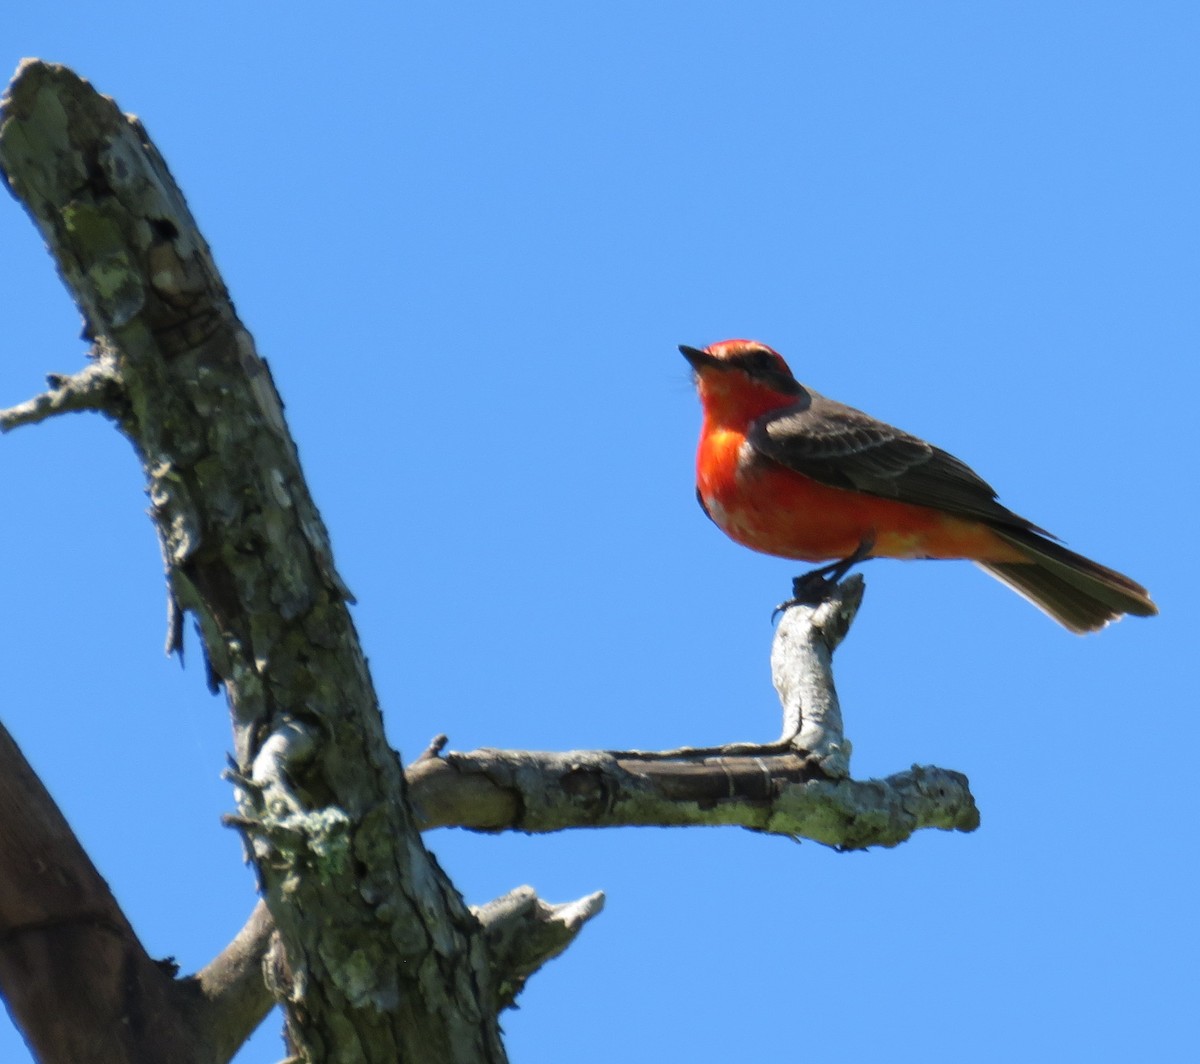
[679,340,803,420]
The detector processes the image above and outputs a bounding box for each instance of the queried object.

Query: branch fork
[0,350,125,433]
[406,574,979,848]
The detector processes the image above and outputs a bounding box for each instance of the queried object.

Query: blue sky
[2,4,1195,1061]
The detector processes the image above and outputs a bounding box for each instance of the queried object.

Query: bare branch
[408,747,977,846]
[0,721,225,1063]
[0,355,124,432]
[772,574,862,776]
[474,887,605,1010]
[407,575,979,848]
[190,902,277,1063]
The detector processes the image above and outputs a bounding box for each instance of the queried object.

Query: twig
[473,887,605,1010]
[772,573,864,776]
[0,358,123,433]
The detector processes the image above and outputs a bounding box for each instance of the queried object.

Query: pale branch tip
[474,887,607,1010]
[772,574,862,775]
[0,357,125,433]
[164,588,185,661]
[416,733,450,763]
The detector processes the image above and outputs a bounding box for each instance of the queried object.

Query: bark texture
[1,59,508,1063]
[408,746,977,845]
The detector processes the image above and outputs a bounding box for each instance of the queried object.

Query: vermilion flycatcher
[681,339,1157,632]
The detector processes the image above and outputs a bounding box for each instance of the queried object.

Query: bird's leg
[773,532,876,620]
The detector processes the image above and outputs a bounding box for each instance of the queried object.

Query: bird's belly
[699,445,1005,563]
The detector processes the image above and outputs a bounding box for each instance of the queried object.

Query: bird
[680,339,1157,633]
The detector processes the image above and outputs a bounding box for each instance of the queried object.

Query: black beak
[679,344,719,370]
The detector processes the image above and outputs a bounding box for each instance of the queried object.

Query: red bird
[681,339,1157,633]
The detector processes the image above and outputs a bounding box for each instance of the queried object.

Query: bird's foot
[772,533,875,621]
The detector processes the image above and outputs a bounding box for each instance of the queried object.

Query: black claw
[771,532,875,621]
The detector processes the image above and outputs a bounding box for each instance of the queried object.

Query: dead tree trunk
[0,59,531,1063]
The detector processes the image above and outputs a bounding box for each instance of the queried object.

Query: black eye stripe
[733,351,780,373]
[729,351,802,394]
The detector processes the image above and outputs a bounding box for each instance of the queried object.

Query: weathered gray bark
[409,745,977,844]
[0,59,516,1063]
[405,577,979,847]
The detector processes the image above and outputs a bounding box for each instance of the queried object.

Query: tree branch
[0,721,234,1063]
[190,901,278,1063]
[0,354,126,432]
[176,572,971,1049]
[473,888,606,1010]
[408,747,977,846]
[406,575,979,848]
[772,574,861,776]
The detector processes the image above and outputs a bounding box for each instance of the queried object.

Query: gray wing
[748,389,1045,531]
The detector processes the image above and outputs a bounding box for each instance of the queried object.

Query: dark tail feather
[978,527,1157,634]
